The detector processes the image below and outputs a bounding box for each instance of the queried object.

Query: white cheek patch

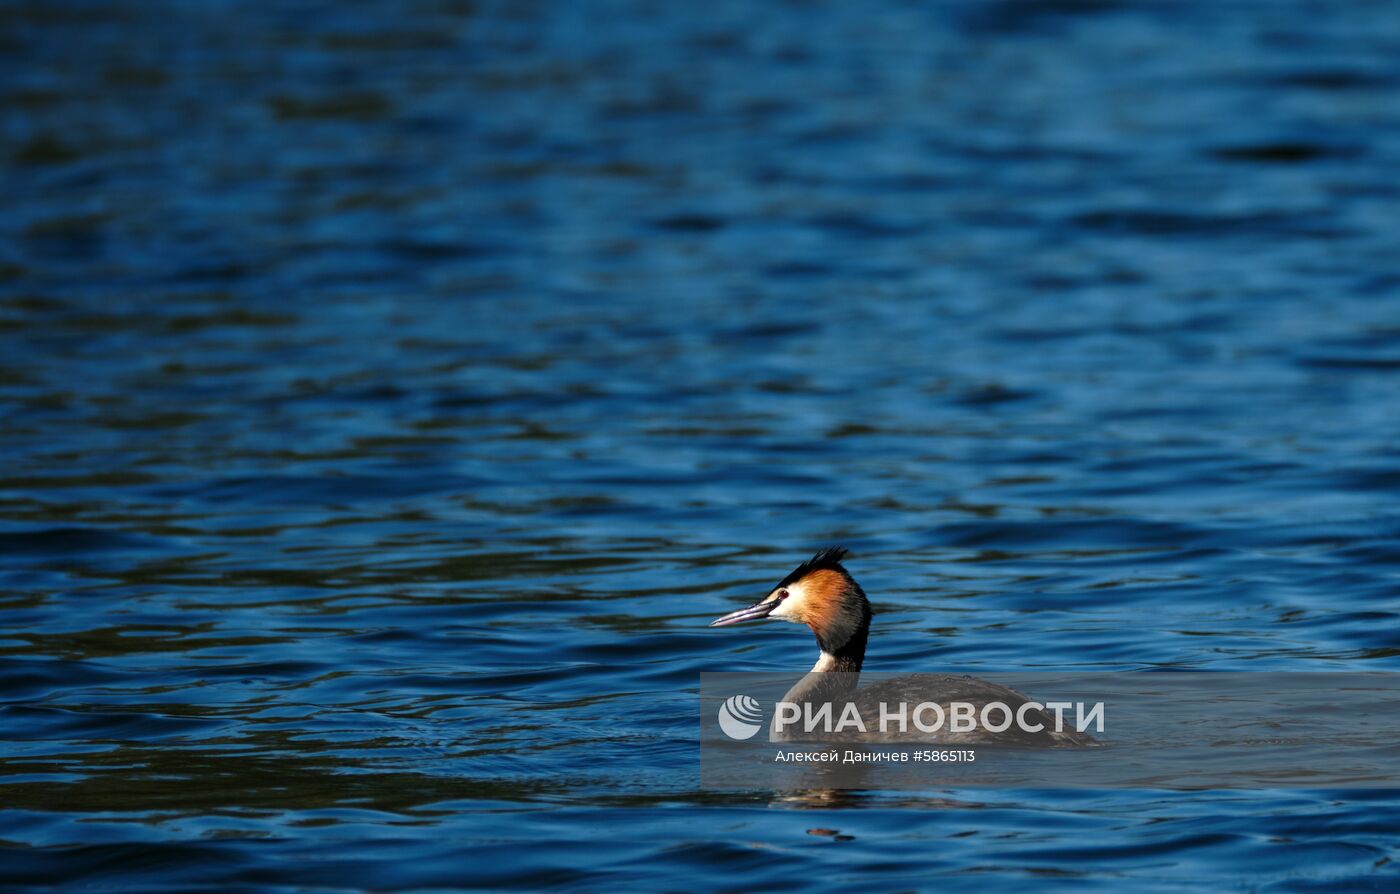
[768,582,806,622]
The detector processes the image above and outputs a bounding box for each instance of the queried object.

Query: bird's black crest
[776,546,850,588]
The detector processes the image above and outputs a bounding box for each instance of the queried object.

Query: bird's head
[709,547,871,655]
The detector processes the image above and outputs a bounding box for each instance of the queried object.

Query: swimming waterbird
[710,547,1096,745]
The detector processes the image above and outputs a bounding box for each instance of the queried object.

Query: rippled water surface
[5,0,1400,890]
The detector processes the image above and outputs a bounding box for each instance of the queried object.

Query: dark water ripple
[5,0,1400,890]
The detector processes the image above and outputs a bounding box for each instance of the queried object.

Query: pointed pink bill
[709,598,778,627]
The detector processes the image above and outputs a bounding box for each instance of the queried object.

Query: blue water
[4,0,1400,890]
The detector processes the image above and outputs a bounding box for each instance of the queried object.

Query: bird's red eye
[777,589,789,600]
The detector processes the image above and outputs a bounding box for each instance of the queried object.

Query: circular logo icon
[718,694,764,740]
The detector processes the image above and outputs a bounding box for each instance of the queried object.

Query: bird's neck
[811,612,869,673]
[780,622,868,720]
[776,593,872,734]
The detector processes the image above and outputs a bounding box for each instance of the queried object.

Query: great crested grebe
[710,547,1095,745]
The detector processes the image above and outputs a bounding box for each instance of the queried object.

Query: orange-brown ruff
[709,548,1095,746]
[786,567,869,669]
